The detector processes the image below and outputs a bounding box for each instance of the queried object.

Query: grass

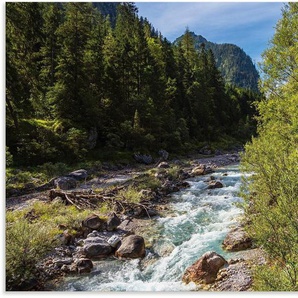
[6,199,111,290]
[118,186,143,204]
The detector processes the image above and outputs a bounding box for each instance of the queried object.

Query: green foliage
[132,172,162,191]
[37,162,69,178]
[118,186,143,204]
[252,261,298,291]
[6,147,13,167]
[241,2,298,291]
[6,200,102,289]
[175,32,260,92]
[6,219,58,290]
[166,165,181,180]
[6,2,258,167]
[64,128,88,160]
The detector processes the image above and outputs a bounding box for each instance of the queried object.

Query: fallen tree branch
[48,188,154,219]
[65,193,82,210]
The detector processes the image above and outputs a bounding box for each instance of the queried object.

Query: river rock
[84,236,106,244]
[117,219,138,234]
[178,169,191,179]
[106,212,121,231]
[83,240,113,258]
[222,227,252,251]
[82,215,103,230]
[211,260,252,291]
[207,180,224,189]
[57,230,75,246]
[67,169,88,181]
[53,257,73,267]
[74,258,93,274]
[54,176,77,190]
[191,165,205,176]
[107,235,121,248]
[115,235,145,259]
[182,251,227,285]
[204,166,214,174]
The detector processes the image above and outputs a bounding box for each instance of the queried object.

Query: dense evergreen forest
[6,2,260,167]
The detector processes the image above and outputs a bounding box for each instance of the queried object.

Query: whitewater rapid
[56,164,246,291]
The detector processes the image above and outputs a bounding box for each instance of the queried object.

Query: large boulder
[82,215,103,230]
[222,227,252,251]
[182,251,227,285]
[54,177,77,190]
[115,235,145,259]
[106,212,121,231]
[83,240,113,258]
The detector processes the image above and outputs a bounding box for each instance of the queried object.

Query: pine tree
[39,2,63,116]
[6,2,43,126]
[48,2,94,127]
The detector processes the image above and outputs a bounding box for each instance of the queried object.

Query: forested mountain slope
[96,3,260,92]
[6,2,260,167]
[175,32,260,92]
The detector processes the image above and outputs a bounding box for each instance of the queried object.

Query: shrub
[118,186,142,204]
[6,219,58,290]
[6,200,103,290]
[37,162,69,178]
[252,261,298,291]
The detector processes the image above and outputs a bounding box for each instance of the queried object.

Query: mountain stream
[55,164,247,291]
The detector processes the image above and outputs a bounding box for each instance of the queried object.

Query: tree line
[6,2,260,166]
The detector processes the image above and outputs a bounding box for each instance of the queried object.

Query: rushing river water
[56,164,246,291]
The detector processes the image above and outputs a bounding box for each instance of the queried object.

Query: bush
[37,162,69,178]
[6,219,58,290]
[252,262,298,291]
[6,201,100,290]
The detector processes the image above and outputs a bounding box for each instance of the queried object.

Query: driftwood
[48,188,152,218]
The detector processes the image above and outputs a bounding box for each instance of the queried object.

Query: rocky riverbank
[6,151,264,291]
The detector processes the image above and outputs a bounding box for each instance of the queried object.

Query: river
[55,164,246,291]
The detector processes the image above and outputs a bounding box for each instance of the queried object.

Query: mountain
[92,4,259,92]
[175,32,260,92]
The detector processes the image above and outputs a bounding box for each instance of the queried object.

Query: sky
[135,1,285,66]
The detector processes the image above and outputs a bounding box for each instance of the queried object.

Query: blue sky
[136,1,285,66]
